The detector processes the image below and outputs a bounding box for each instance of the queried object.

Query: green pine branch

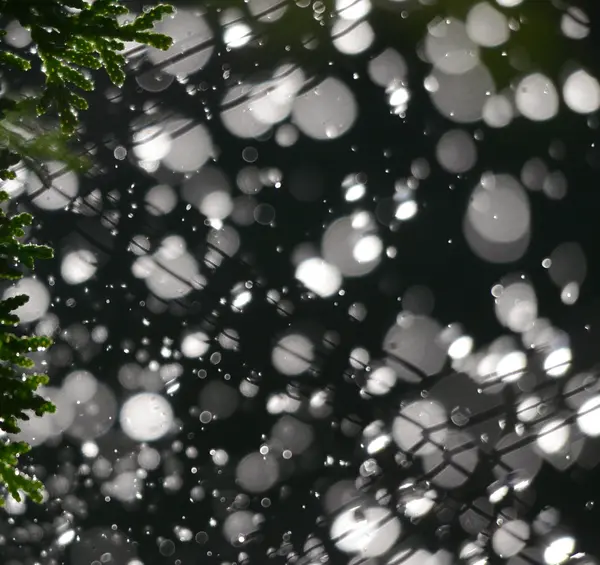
[0,0,176,507]
[0,0,175,136]
[0,190,54,506]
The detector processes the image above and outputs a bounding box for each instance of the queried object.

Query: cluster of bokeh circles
[1,1,600,565]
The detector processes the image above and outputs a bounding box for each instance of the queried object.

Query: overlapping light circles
[181,165,233,221]
[119,392,174,442]
[322,214,382,277]
[61,249,98,285]
[3,277,50,323]
[26,161,79,210]
[146,9,214,77]
[330,505,401,557]
[221,65,306,138]
[428,63,496,123]
[130,115,214,173]
[425,18,479,75]
[272,333,315,376]
[466,2,509,47]
[292,77,358,140]
[494,280,538,333]
[383,314,447,381]
[247,0,288,23]
[332,0,374,55]
[3,1,600,562]
[132,235,204,300]
[295,257,343,298]
[464,174,531,263]
[368,48,407,88]
[392,399,448,456]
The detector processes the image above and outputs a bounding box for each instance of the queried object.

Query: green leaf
[0,51,32,71]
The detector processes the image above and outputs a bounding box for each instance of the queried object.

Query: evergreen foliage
[0,0,175,506]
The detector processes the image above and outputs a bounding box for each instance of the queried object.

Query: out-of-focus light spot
[465,175,531,263]
[63,370,98,404]
[561,7,589,40]
[366,432,391,454]
[140,242,202,300]
[138,446,161,470]
[384,315,447,379]
[352,235,383,263]
[336,0,371,20]
[211,448,229,466]
[323,216,382,277]
[392,400,447,456]
[271,415,314,454]
[448,335,474,360]
[537,419,569,454]
[232,289,252,311]
[544,347,572,377]
[292,77,357,140]
[466,2,509,47]
[223,511,258,545]
[61,249,98,285]
[200,381,239,420]
[577,396,600,437]
[494,281,537,333]
[425,18,479,75]
[515,73,559,121]
[3,277,51,323]
[330,506,401,557]
[27,161,79,210]
[517,395,541,423]
[57,529,76,547]
[181,331,210,358]
[295,257,342,298]
[332,18,374,55]
[145,184,177,216]
[488,482,509,503]
[147,9,214,77]
[563,70,600,114]
[561,282,579,305]
[544,537,575,565]
[368,48,407,88]
[248,0,287,22]
[483,94,514,127]
[163,119,213,173]
[120,392,174,442]
[548,242,587,288]
[3,20,32,48]
[81,441,99,458]
[492,520,530,557]
[236,452,280,493]
[4,493,27,515]
[275,123,299,146]
[132,125,172,161]
[272,334,314,375]
[496,0,523,6]
[395,199,418,220]
[429,64,496,123]
[436,129,477,173]
[388,84,410,109]
[344,179,367,202]
[224,22,252,48]
[365,366,396,395]
[496,351,527,382]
